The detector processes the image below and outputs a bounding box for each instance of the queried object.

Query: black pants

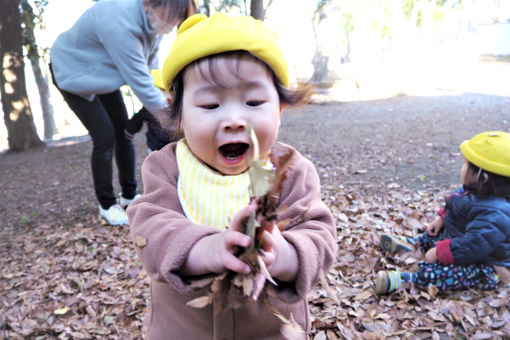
[52,78,137,209]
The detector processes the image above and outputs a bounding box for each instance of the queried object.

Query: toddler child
[127,13,337,339]
[375,131,510,295]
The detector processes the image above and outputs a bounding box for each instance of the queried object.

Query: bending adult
[50,0,196,226]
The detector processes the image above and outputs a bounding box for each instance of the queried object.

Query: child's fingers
[224,230,251,249]
[222,252,250,274]
[222,233,250,272]
[259,249,275,267]
[219,231,251,273]
[261,229,276,252]
[251,273,267,301]
[230,200,257,232]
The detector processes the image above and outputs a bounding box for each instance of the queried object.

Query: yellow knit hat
[160,13,288,91]
[460,131,510,177]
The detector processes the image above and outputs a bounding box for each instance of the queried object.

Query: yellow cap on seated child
[160,13,289,92]
[460,131,510,177]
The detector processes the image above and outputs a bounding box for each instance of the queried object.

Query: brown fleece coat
[127,141,337,340]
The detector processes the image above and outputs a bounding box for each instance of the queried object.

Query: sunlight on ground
[315,58,510,103]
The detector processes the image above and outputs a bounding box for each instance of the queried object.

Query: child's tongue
[219,143,249,160]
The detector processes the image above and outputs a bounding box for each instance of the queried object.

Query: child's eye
[200,104,219,110]
[246,100,264,107]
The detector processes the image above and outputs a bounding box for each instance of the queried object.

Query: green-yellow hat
[460,131,510,177]
[150,69,165,90]
[160,12,288,91]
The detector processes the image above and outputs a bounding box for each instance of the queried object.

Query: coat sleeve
[127,145,220,293]
[95,13,166,115]
[449,209,507,265]
[272,147,337,302]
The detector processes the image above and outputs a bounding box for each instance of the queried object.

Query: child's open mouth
[219,143,249,163]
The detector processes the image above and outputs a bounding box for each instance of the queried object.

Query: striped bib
[176,139,252,230]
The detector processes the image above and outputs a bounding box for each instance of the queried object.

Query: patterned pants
[413,232,499,291]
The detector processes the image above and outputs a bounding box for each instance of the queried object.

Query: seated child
[127,13,337,339]
[375,131,510,295]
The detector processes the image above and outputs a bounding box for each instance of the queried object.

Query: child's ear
[279,103,288,115]
[160,89,173,105]
[482,172,489,183]
[178,119,184,134]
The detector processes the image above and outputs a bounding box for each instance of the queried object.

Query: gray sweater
[50,0,166,115]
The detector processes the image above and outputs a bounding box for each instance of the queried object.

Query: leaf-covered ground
[1,92,510,339]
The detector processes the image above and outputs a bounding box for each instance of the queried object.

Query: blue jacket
[442,186,510,267]
[50,0,166,115]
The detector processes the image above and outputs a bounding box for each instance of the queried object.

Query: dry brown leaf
[354,290,373,301]
[274,312,306,340]
[361,330,384,340]
[326,329,340,340]
[318,270,339,303]
[313,330,327,340]
[471,332,496,340]
[189,276,216,289]
[53,307,69,315]
[242,275,254,296]
[257,254,277,286]
[186,295,213,308]
[133,235,147,248]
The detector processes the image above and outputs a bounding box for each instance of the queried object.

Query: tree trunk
[344,30,351,64]
[250,0,264,20]
[0,0,44,151]
[310,1,330,84]
[311,52,329,84]
[21,0,57,140]
[29,58,56,139]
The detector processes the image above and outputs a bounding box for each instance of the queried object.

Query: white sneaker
[119,194,142,209]
[99,204,129,226]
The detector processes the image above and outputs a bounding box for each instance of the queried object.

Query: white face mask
[149,7,174,34]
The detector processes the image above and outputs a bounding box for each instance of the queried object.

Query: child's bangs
[191,51,273,89]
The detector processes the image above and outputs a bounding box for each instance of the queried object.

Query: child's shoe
[375,270,402,295]
[119,194,141,209]
[99,204,129,226]
[380,233,416,253]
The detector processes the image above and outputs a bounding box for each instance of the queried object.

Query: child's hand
[203,230,252,274]
[180,202,256,276]
[427,216,443,236]
[252,221,298,301]
[261,222,298,281]
[425,247,438,263]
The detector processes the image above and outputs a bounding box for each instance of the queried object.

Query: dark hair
[164,50,315,135]
[147,0,197,25]
[467,162,510,198]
